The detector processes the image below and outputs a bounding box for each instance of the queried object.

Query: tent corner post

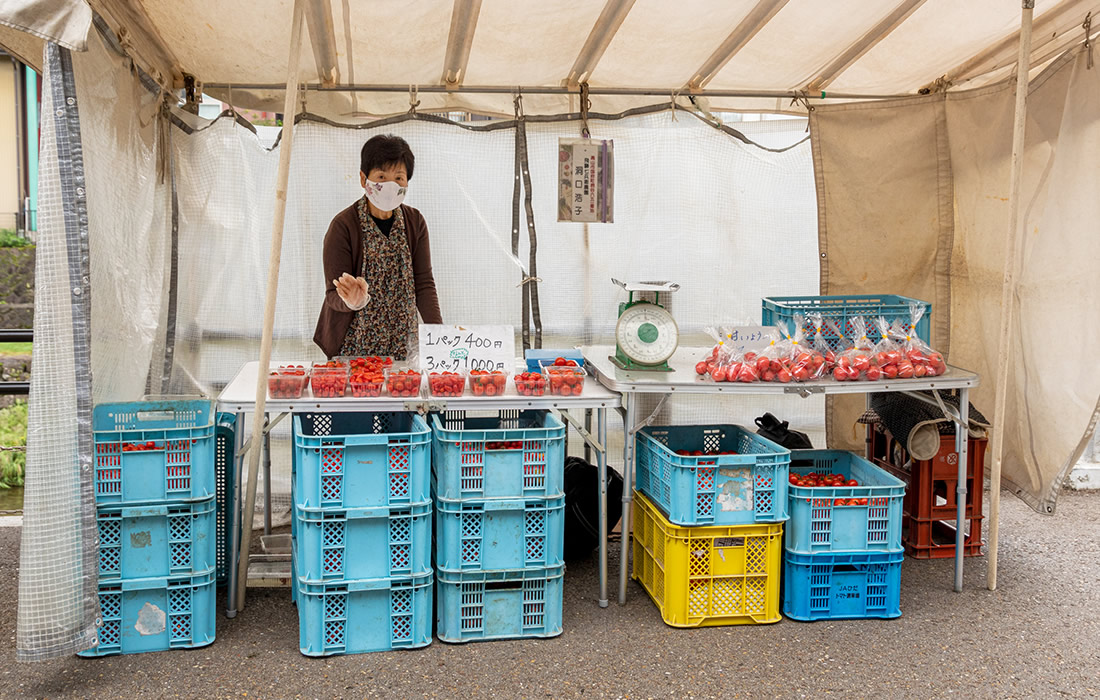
[987,0,1034,593]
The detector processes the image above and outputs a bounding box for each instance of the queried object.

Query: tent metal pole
[987,0,1034,593]
[199,82,917,102]
[234,0,306,613]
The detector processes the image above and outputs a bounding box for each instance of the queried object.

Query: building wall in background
[0,57,17,230]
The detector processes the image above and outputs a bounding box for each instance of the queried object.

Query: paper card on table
[418,325,515,373]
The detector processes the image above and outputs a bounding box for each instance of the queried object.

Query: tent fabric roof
[3,0,1100,115]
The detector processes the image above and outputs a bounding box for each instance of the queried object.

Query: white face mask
[364,179,407,212]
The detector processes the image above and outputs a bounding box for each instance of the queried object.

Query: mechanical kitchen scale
[610,279,680,371]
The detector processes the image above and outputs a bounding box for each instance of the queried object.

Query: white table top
[216,361,621,413]
[581,345,980,395]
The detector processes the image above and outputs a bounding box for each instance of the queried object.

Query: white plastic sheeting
[809,47,1100,514]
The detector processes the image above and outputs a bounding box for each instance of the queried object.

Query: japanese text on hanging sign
[557,138,614,223]
[418,325,515,373]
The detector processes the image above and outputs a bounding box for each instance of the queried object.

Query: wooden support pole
[235,0,306,612]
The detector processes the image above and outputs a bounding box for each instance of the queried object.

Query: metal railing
[0,329,31,395]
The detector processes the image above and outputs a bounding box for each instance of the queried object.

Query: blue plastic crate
[93,400,216,505]
[761,294,932,352]
[782,551,903,621]
[294,412,430,509]
[635,424,790,526]
[434,495,564,570]
[435,565,564,643]
[214,412,236,584]
[431,411,565,500]
[523,349,585,372]
[296,572,433,656]
[294,501,432,581]
[97,498,216,581]
[79,569,216,656]
[786,450,905,554]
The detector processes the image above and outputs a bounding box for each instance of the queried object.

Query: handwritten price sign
[716,326,776,357]
[418,325,516,373]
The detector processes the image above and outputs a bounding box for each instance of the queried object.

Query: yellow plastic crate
[631,490,782,627]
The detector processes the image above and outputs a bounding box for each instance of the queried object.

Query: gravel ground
[1,489,1098,700]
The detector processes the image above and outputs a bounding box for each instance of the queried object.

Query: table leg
[584,409,593,463]
[955,388,970,592]
[227,412,246,618]
[619,393,637,605]
[597,407,609,608]
[262,413,272,537]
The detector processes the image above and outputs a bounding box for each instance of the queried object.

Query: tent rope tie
[1084,12,1094,70]
[513,90,524,119]
[580,82,592,137]
[516,275,542,287]
[408,84,420,115]
[669,90,680,121]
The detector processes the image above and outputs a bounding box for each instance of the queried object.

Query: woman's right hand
[334,272,370,311]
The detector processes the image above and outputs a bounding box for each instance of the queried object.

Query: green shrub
[0,229,32,248]
[0,401,27,488]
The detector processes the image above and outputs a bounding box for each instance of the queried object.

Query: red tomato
[882,364,899,379]
[846,479,858,486]
[777,368,791,383]
[554,357,567,366]
[696,361,708,375]
[865,366,882,381]
[712,366,728,382]
[897,363,914,379]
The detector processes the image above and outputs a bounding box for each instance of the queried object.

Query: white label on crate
[717,467,753,511]
[135,602,166,636]
[418,325,515,373]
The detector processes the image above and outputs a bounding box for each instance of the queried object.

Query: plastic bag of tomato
[469,370,507,397]
[429,371,466,397]
[269,365,310,399]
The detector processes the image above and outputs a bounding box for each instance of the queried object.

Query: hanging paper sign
[557,138,614,223]
[418,325,516,373]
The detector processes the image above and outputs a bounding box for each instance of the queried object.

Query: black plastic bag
[563,456,624,561]
[755,412,814,450]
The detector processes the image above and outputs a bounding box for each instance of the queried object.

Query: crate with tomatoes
[782,450,905,622]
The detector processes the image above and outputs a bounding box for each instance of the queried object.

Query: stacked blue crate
[430,411,566,643]
[782,450,906,621]
[82,400,217,657]
[291,411,433,656]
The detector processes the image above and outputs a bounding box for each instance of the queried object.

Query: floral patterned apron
[338,198,418,360]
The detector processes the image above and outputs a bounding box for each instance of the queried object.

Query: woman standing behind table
[314,135,443,360]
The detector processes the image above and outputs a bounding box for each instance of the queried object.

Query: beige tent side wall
[810,48,1100,513]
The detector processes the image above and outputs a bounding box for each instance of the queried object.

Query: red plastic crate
[866,427,986,522]
[903,514,984,559]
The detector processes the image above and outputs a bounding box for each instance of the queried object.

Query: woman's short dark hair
[360,134,415,179]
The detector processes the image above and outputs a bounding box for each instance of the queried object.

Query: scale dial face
[616,302,679,366]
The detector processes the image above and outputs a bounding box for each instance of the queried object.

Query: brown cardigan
[313,202,443,358]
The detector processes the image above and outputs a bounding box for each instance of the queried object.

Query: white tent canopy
[4,0,1100,661]
[4,0,1100,115]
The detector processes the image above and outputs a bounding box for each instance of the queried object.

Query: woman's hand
[334,272,370,311]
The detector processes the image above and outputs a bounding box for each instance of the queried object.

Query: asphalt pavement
[1,488,1097,700]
